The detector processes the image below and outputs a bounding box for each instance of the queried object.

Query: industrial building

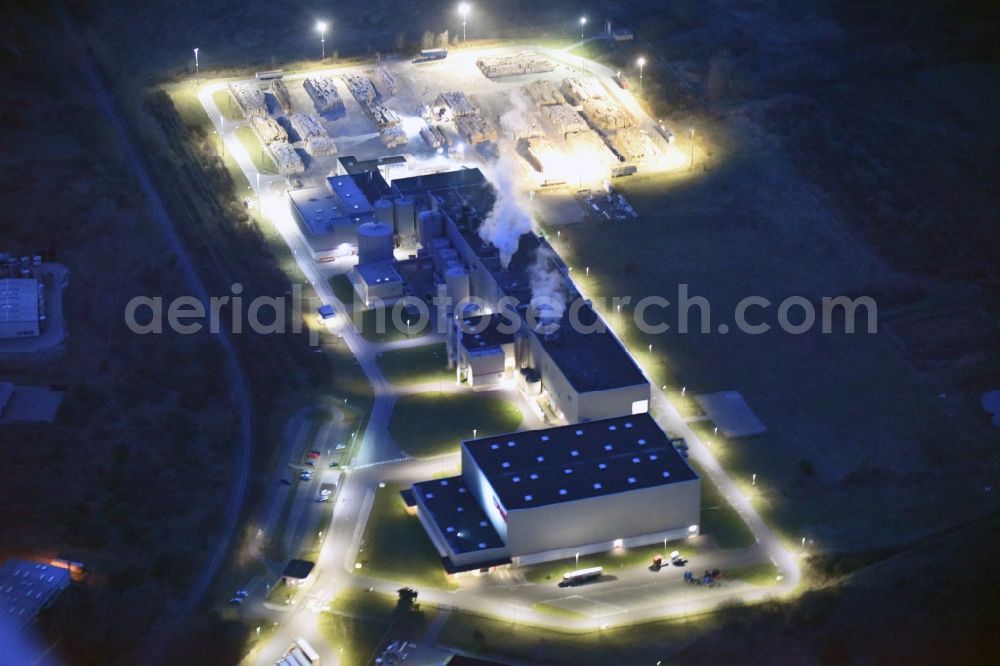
[0,278,41,339]
[406,413,700,571]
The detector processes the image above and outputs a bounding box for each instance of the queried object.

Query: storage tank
[445,266,470,305]
[357,222,394,265]
[417,210,443,245]
[374,198,395,227]
[394,196,416,238]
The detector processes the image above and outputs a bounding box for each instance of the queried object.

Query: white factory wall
[523,330,649,423]
[503,478,701,558]
[461,445,509,545]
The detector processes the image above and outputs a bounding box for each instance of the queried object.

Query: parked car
[300,470,314,481]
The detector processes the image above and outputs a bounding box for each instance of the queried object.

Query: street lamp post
[193,47,199,82]
[689,127,696,170]
[316,21,328,60]
[637,56,646,95]
[579,16,587,41]
[458,3,470,43]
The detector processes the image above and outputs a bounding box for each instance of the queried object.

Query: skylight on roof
[662,471,671,478]
[440,479,449,486]
[604,444,613,451]
[625,422,633,428]
[536,455,545,462]
[570,449,580,457]
[541,435,550,442]
[530,473,539,480]
[598,463,607,470]
[575,429,584,436]
[480,520,488,527]
[638,438,647,445]
[425,492,434,498]
[507,440,516,447]
[512,475,521,483]
[501,461,511,469]
[608,425,617,431]
[491,443,499,450]
[632,457,640,463]
[564,468,573,474]
[628,476,637,484]
[524,494,534,502]
[649,454,659,461]
[593,482,603,490]
[559,489,568,496]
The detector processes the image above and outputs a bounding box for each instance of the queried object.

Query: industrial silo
[445,266,470,305]
[374,198,395,227]
[394,196,416,238]
[417,210,443,245]
[357,221,394,265]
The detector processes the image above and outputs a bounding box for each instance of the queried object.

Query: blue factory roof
[355,261,402,286]
[463,413,697,511]
[412,476,505,554]
[327,175,376,216]
[288,185,373,236]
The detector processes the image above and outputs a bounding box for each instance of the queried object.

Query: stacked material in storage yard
[434,91,477,119]
[228,82,268,118]
[303,76,345,114]
[582,97,633,131]
[476,51,555,78]
[270,78,293,114]
[456,115,497,144]
[523,80,566,107]
[378,66,397,96]
[560,77,607,105]
[567,130,619,166]
[251,115,288,145]
[342,73,378,105]
[380,125,408,149]
[609,127,661,163]
[501,112,544,140]
[539,104,588,137]
[267,141,305,175]
[420,124,448,149]
[289,114,338,156]
[366,100,401,128]
[520,136,560,173]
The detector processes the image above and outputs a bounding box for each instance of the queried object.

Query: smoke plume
[478,156,533,268]
[529,246,566,331]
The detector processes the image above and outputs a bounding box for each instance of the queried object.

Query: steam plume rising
[478,157,533,268]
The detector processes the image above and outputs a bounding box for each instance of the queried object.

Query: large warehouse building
[407,413,700,571]
[0,278,41,339]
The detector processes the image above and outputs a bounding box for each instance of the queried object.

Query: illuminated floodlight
[636,56,646,94]
[579,16,587,40]
[316,20,329,59]
[458,3,471,42]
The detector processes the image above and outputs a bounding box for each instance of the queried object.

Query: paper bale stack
[582,98,633,131]
[251,115,287,145]
[267,141,305,175]
[270,78,293,114]
[228,82,267,119]
[434,91,477,119]
[540,104,588,137]
[609,128,660,163]
[523,80,566,107]
[476,51,554,78]
[560,77,607,105]
[342,73,378,105]
[380,125,408,149]
[303,76,345,114]
[456,115,497,144]
[501,112,544,141]
[289,114,338,156]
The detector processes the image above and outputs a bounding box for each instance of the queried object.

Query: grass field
[389,392,523,458]
[376,343,451,387]
[234,125,277,174]
[357,483,456,590]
